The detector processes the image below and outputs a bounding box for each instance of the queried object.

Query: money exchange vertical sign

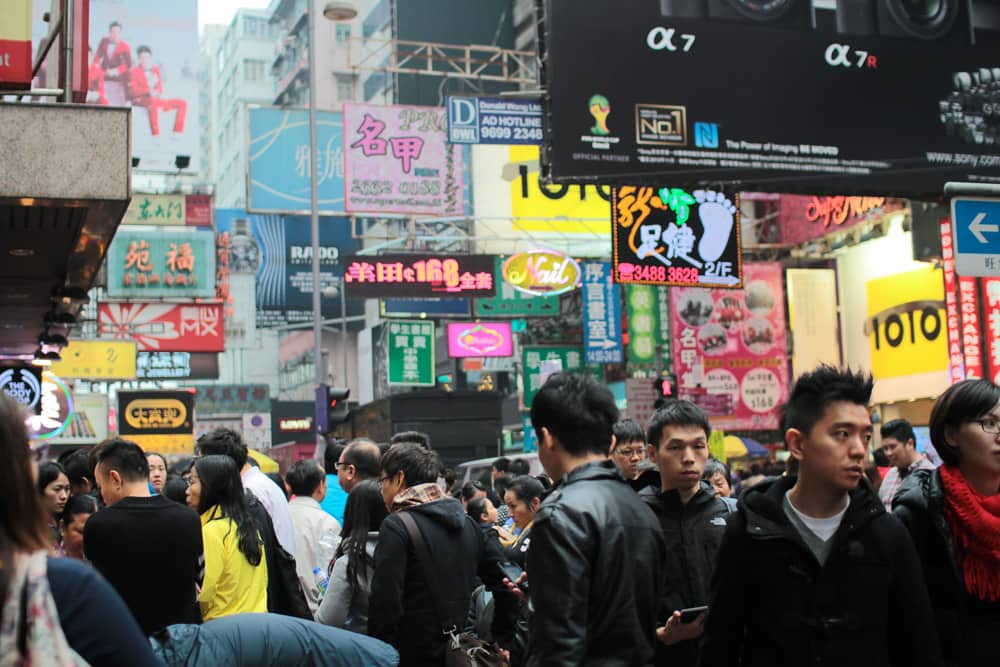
[387,320,435,386]
[625,284,671,368]
[343,103,464,216]
[582,262,623,364]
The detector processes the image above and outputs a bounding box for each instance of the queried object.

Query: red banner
[982,278,1000,384]
[778,194,908,246]
[959,277,983,380]
[98,302,224,352]
[940,219,964,383]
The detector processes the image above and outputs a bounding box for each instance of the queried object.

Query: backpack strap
[397,510,456,636]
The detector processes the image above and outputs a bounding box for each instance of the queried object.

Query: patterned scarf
[391,482,445,513]
[0,551,89,666]
[939,464,1000,601]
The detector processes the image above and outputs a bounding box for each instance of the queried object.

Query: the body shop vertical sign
[582,261,623,364]
[343,103,464,216]
[387,320,435,386]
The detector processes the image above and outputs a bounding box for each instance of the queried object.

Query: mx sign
[951,197,1000,277]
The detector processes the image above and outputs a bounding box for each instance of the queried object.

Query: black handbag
[398,511,507,667]
[247,493,312,620]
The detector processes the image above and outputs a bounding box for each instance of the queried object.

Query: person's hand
[502,572,529,603]
[655,610,705,646]
[493,525,513,541]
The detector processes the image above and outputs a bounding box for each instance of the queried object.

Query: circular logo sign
[0,368,42,410]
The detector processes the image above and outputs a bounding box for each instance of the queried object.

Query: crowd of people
[1,364,999,666]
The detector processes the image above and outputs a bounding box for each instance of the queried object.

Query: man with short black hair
[389,430,431,450]
[878,418,934,510]
[611,418,647,481]
[526,372,666,665]
[84,438,202,634]
[197,427,297,556]
[508,458,531,477]
[641,400,736,666]
[336,437,381,494]
[701,365,942,667]
[369,442,515,663]
[286,459,342,615]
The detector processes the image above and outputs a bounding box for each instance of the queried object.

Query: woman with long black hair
[316,479,387,633]
[186,454,268,620]
[894,379,1000,666]
[37,461,70,548]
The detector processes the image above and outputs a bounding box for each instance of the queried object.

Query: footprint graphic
[694,190,737,262]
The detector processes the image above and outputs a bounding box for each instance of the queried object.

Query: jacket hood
[741,474,884,537]
[402,496,468,531]
[892,467,941,514]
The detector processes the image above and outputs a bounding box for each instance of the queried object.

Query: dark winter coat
[525,459,667,667]
[640,481,736,666]
[700,475,943,667]
[368,497,515,666]
[893,467,1000,667]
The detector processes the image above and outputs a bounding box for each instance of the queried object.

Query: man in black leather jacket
[524,372,666,666]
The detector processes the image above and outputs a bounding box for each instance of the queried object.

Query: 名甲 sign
[49,340,138,379]
[343,103,464,216]
[106,230,216,298]
[98,302,225,352]
[446,96,543,145]
[613,187,742,289]
[388,320,435,386]
[446,322,514,358]
[502,250,581,297]
[581,261,623,364]
[342,255,496,298]
[951,197,1000,277]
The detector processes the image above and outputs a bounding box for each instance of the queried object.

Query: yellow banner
[123,194,187,226]
[866,267,948,380]
[130,434,194,456]
[0,0,30,41]
[506,146,611,233]
[51,340,137,379]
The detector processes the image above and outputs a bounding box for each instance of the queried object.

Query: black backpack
[246,492,312,620]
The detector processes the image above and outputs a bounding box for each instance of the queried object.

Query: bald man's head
[337,438,381,492]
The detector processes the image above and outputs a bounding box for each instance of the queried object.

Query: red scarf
[939,465,1000,601]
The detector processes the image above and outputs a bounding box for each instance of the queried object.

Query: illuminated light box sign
[27,372,74,441]
[0,366,43,413]
[447,322,514,358]
[502,250,581,297]
[342,255,496,298]
[118,390,195,437]
[98,302,225,353]
[612,186,742,289]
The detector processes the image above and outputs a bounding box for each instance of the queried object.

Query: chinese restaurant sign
[388,320,435,386]
[49,340,138,380]
[122,193,213,227]
[117,390,195,455]
[625,284,671,368]
[137,352,219,380]
[107,230,216,298]
[446,322,514,358]
[475,256,559,317]
[613,187,742,288]
[342,255,496,298]
[502,250,580,297]
[521,346,602,408]
[670,262,789,430]
[98,302,225,352]
[982,278,1000,384]
[343,103,464,216]
[581,261,623,364]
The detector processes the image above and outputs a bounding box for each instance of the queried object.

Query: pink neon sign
[446,322,514,358]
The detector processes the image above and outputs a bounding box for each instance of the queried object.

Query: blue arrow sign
[951,197,1000,277]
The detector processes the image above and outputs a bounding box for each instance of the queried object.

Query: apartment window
[244,59,267,82]
[335,74,353,101]
[243,16,259,36]
[335,23,351,44]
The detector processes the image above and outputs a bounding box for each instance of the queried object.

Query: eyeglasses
[614,447,645,459]
[378,475,392,489]
[334,461,352,471]
[971,417,1000,435]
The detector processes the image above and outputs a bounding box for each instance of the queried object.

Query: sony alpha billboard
[539,1,1000,197]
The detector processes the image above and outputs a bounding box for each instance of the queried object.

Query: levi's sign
[502,250,581,297]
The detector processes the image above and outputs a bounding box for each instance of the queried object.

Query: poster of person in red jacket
[86,0,200,173]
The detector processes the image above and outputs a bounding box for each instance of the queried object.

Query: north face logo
[710,517,727,527]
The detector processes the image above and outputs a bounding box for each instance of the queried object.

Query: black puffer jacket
[525,459,666,667]
[368,497,514,666]
[640,482,736,666]
[700,475,943,667]
[894,467,1000,667]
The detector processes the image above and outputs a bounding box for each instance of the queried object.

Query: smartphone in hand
[497,561,528,592]
[677,606,708,623]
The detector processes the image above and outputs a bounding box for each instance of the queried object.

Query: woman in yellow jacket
[186,455,268,620]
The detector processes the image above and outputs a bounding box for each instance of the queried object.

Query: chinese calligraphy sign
[108,230,216,298]
[342,254,496,299]
[612,186,742,289]
[388,321,435,386]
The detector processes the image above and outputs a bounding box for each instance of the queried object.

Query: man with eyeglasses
[336,437,382,494]
[878,418,936,511]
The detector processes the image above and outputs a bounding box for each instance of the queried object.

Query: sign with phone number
[612,186,742,289]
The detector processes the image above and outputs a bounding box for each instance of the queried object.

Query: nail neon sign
[502,249,581,297]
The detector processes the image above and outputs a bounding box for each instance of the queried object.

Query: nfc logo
[694,122,719,149]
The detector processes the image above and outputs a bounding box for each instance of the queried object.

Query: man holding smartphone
[641,400,736,666]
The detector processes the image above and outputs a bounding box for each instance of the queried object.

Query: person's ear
[786,428,807,461]
[608,434,617,456]
[110,470,124,488]
[647,442,658,464]
[530,497,541,512]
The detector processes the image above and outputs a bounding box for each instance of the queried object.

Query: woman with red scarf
[894,379,1000,667]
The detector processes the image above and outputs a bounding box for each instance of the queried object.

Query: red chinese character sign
[612,186,742,288]
[670,262,789,431]
[98,302,225,352]
[940,219,966,383]
[343,103,464,216]
[342,255,496,299]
